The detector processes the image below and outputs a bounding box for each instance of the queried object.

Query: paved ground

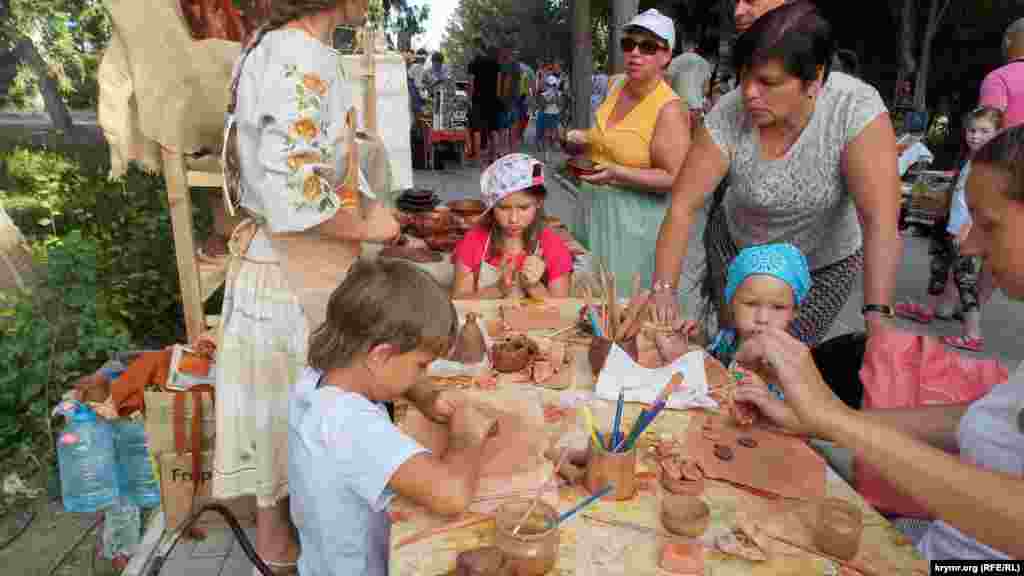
[151,146,1024,576]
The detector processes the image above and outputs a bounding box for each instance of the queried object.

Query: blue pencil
[611,389,624,451]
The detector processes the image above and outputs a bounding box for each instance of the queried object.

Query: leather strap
[171,384,215,494]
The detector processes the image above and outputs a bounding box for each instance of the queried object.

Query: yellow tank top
[588,78,680,168]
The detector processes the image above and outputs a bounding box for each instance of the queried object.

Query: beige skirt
[212,252,308,507]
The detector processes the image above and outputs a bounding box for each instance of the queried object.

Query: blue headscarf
[724,243,812,306]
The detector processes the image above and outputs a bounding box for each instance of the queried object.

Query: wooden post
[161,147,204,344]
[610,0,639,74]
[571,0,593,130]
[363,26,378,135]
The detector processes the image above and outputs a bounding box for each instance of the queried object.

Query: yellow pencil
[582,406,604,451]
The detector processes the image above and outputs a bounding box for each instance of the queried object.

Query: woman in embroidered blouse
[651,2,902,345]
[564,8,689,297]
[215,0,411,569]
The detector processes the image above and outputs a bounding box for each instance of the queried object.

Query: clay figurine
[661,494,710,538]
[450,312,487,364]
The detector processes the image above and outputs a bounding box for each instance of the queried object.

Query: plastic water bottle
[113,419,161,508]
[56,401,117,513]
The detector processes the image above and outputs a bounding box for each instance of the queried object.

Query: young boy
[288,259,497,576]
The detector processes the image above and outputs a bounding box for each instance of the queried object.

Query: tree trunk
[897,0,917,103]
[913,0,947,112]
[610,0,639,74]
[13,37,72,132]
[571,0,593,129]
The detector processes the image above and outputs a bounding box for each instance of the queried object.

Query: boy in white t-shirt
[289,259,496,576]
[537,75,562,159]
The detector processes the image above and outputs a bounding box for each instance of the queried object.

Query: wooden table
[388,299,928,575]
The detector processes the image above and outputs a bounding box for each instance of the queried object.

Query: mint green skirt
[571,180,669,297]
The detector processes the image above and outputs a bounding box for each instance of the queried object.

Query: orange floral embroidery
[286,150,323,171]
[289,118,318,141]
[302,172,323,201]
[302,73,328,96]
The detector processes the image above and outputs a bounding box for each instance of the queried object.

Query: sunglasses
[620,37,666,55]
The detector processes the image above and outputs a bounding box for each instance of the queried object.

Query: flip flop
[941,335,985,352]
[895,302,935,324]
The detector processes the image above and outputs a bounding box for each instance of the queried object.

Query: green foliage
[0,0,112,110]
[443,0,576,71]
[0,231,131,454]
[3,146,209,347]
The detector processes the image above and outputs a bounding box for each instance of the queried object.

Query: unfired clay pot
[661,494,710,538]
[492,336,538,373]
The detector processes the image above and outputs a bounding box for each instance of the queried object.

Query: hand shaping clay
[815,498,863,560]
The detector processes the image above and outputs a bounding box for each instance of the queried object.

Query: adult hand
[651,288,681,326]
[579,162,620,186]
[653,318,700,364]
[733,327,850,439]
[864,312,891,337]
[448,402,499,450]
[364,203,401,243]
[519,254,545,287]
[565,130,589,145]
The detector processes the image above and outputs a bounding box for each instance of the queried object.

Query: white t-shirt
[916,363,1024,560]
[289,368,428,576]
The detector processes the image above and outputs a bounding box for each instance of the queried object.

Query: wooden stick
[759,531,925,576]
[395,514,492,549]
[513,447,570,536]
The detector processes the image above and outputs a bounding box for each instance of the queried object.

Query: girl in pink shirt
[452,154,573,299]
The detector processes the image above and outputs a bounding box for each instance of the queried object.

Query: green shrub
[0,231,131,454]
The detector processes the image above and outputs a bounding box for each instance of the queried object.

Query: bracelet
[651,280,678,294]
[861,304,894,318]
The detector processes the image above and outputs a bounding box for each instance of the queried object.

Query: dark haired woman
[564,8,689,297]
[452,154,573,299]
[216,1,411,569]
[734,125,1024,560]
[652,1,902,345]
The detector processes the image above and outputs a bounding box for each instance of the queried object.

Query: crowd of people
[207,0,1024,574]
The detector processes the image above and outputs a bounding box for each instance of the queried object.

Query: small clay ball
[713,444,734,461]
[737,437,758,448]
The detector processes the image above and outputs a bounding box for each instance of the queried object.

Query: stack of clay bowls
[447,199,487,232]
[397,188,441,213]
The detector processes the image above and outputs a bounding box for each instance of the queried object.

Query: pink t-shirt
[453,225,573,284]
[979,60,1024,128]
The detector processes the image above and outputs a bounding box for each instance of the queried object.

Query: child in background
[452,154,573,300]
[289,259,497,576]
[536,75,562,161]
[895,106,1003,352]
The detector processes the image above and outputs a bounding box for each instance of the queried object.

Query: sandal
[895,302,935,324]
[941,335,985,352]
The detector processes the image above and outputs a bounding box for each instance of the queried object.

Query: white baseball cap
[625,9,675,49]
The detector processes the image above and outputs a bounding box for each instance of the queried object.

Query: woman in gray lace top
[651,2,901,344]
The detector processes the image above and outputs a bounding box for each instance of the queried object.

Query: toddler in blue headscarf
[707,243,812,398]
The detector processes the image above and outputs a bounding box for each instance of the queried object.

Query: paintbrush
[611,389,624,451]
[553,484,614,527]
[512,446,570,536]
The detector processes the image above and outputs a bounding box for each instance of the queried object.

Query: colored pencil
[611,389,624,451]
[554,484,615,526]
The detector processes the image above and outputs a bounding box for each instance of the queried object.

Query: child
[536,75,562,160]
[289,259,497,576]
[703,243,811,398]
[452,154,573,300]
[895,106,1004,352]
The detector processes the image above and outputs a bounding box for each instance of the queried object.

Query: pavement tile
[191,527,236,558]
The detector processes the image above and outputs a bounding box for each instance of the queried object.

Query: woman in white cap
[565,8,689,297]
[452,154,574,299]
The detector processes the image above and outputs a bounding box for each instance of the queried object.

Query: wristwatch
[861,304,894,318]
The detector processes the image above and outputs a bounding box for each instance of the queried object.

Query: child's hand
[449,403,499,450]
[565,130,588,145]
[519,254,545,287]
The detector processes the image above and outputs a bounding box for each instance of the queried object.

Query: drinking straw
[554,484,615,527]
[611,389,624,452]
